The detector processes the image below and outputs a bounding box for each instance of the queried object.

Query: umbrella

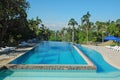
[104,36,117,41]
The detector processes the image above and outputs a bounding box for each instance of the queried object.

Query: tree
[36,16,42,28]
[95,21,108,42]
[81,12,91,44]
[28,16,43,40]
[0,0,29,46]
[115,19,120,37]
[66,27,72,42]
[28,18,38,38]
[61,27,66,41]
[68,18,78,43]
[39,24,51,41]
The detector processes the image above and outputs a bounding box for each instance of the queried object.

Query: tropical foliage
[56,12,120,44]
[0,0,120,46]
[64,17,120,44]
[68,18,78,43]
[0,0,29,46]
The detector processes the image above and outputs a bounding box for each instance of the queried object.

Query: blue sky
[27,0,120,30]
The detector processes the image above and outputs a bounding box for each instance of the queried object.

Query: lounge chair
[5,46,16,50]
[0,46,16,53]
[105,46,113,49]
[112,46,119,51]
[27,39,32,43]
[32,38,37,43]
[116,47,120,52]
[19,41,35,47]
[0,47,11,52]
[19,41,28,47]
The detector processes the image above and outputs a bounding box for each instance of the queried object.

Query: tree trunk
[0,25,8,46]
[102,33,104,43]
[86,27,88,44]
[72,26,74,43]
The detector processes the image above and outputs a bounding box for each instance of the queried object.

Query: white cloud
[44,22,68,31]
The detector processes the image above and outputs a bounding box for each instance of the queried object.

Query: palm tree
[107,21,115,36]
[81,12,91,44]
[66,27,72,42]
[61,27,66,41]
[116,19,120,37]
[95,21,107,43]
[68,18,78,43]
[36,16,42,29]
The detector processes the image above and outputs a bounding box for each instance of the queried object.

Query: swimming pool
[6,41,96,71]
[9,41,87,64]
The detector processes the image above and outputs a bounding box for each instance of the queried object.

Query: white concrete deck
[0,47,33,68]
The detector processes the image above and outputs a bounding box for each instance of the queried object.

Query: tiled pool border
[6,64,96,71]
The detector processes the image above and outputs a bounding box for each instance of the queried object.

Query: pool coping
[6,64,96,71]
[73,45,95,66]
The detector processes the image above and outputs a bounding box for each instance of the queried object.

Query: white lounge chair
[5,46,16,50]
[0,47,11,52]
[19,41,28,47]
[116,47,120,52]
[105,46,113,49]
[112,46,119,51]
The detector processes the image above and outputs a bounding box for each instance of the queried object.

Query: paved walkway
[0,47,33,68]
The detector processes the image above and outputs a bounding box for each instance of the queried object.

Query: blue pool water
[10,41,87,64]
[76,44,118,73]
[0,69,120,80]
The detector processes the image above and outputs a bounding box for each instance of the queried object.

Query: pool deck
[83,45,120,69]
[0,47,33,69]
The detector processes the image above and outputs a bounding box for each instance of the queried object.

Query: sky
[27,0,120,30]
